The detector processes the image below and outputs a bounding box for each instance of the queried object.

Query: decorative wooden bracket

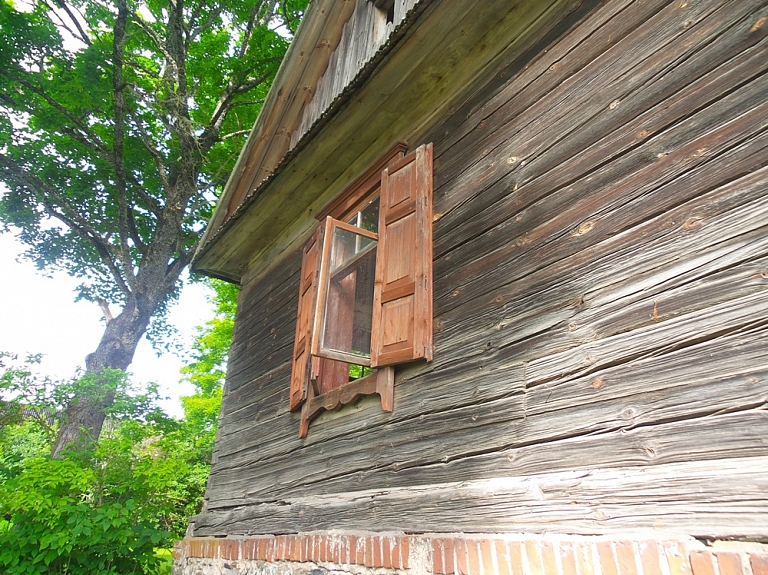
[299,366,394,438]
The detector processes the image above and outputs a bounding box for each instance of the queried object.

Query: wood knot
[494,294,505,304]
[636,130,649,139]
[681,217,703,230]
[573,221,595,236]
[609,99,620,110]
[752,16,767,32]
[691,147,707,158]
[621,407,637,419]
[507,156,519,164]
[432,212,443,222]
[434,320,445,333]
[452,290,460,297]
[591,378,606,389]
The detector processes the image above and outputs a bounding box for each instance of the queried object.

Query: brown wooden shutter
[289,226,323,411]
[370,143,433,367]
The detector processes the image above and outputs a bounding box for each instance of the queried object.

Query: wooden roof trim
[199,0,358,249]
[192,1,430,277]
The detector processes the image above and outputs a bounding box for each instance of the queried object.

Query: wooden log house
[176,0,768,573]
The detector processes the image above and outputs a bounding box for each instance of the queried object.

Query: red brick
[455,539,470,575]
[508,541,525,575]
[292,536,302,561]
[541,541,558,575]
[494,541,511,575]
[597,542,618,575]
[173,541,183,562]
[690,551,716,575]
[480,539,495,575]
[338,536,347,564]
[616,541,638,575]
[280,535,290,560]
[559,542,578,575]
[434,539,446,574]
[374,536,383,567]
[242,539,256,560]
[341,535,357,565]
[716,552,744,575]
[316,535,325,562]
[467,540,481,575]
[381,536,391,569]
[364,536,374,567]
[401,536,411,569]
[662,542,692,575]
[328,536,341,563]
[444,538,456,575]
[390,537,402,569]
[222,539,240,561]
[356,535,365,565]
[302,535,310,562]
[525,540,544,575]
[575,543,597,575]
[638,541,663,575]
[750,553,768,575]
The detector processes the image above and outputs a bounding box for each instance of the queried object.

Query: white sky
[0,231,215,418]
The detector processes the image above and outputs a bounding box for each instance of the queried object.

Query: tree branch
[198,66,278,153]
[0,156,133,298]
[97,298,114,324]
[125,100,171,192]
[220,129,251,141]
[49,0,93,47]
[111,0,137,290]
[0,69,109,156]
[127,207,149,256]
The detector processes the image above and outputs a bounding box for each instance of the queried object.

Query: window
[290,143,434,437]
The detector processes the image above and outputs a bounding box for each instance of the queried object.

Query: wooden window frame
[292,142,432,438]
[312,216,379,366]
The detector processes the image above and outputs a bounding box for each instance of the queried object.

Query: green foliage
[181,279,238,396]
[174,279,238,466]
[0,458,165,574]
[0,353,220,573]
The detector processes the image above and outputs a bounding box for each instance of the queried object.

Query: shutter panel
[289,226,323,411]
[370,143,433,367]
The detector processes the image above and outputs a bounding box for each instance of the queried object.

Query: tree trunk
[51,294,158,457]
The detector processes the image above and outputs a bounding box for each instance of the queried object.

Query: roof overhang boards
[192,0,586,284]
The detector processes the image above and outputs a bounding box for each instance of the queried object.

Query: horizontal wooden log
[205,320,768,505]
[434,79,768,313]
[193,456,768,538]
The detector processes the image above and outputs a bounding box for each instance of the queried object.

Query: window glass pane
[347,196,380,234]
[320,225,377,361]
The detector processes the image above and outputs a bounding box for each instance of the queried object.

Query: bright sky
[0,231,215,418]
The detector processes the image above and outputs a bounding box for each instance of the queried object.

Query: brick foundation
[173,534,768,575]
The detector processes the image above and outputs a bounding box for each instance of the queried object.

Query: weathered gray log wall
[195,0,768,538]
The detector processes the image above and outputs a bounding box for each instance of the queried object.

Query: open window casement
[290,143,433,437]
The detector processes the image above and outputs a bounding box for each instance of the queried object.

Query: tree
[0,353,214,573]
[0,0,307,456]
